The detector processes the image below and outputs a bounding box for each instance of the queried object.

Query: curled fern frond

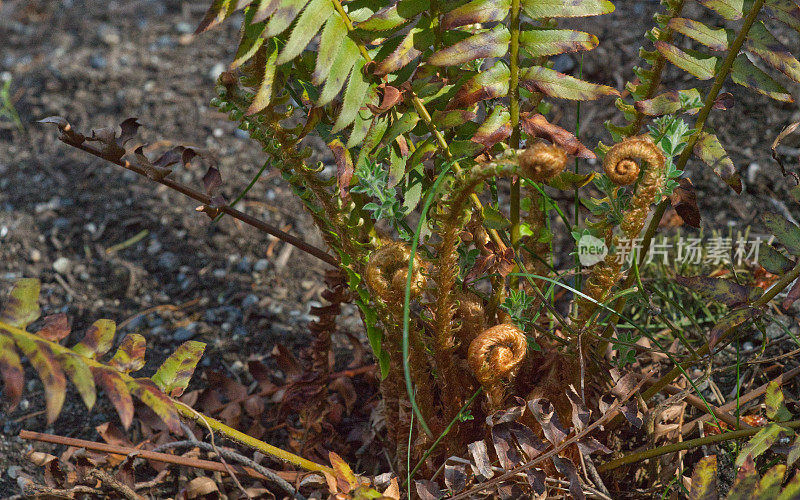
[0,279,204,432]
[468,324,527,408]
[520,141,568,182]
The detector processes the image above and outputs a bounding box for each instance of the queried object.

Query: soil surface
[1,0,799,497]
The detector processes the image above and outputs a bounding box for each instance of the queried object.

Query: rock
[237,257,252,273]
[98,25,121,45]
[234,128,249,139]
[175,22,193,34]
[158,252,179,271]
[147,238,163,256]
[53,257,72,274]
[173,325,197,342]
[208,62,225,82]
[30,249,41,262]
[212,268,227,278]
[254,259,269,271]
[242,294,259,309]
[89,54,107,70]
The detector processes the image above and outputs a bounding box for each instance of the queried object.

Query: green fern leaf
[151,340,206,397]
[635,88,703,116]
[519,29,599,57]
[472,106,511,148]
[447,60,510,110]
[0,278,40,328]
[277,0,333,65]
[736,423,791,467]
[313,16,348,85]
[318,40,360,106]
[332,61,373,133]
[776,472,800,500]
[247,43,279,115]
[196,0,246,33]
[108,333,147,374]
[129,378,182,432]
[763,212,800,255]
[519,65,619,100]
[72,319,116,359]
[355,0,429,33]
[375,27,424,76]
[696,0,745,20]
[655,41,719,80]
[15,336,66,423]
[731,54,794,102]
[754,465,785,498]
[253,0,280,23]
[431,109,477,130]
[764,0,800,33]
[264,0,311,38]
[440,0,511,30]
[521,0,615,19]
[688,455,717,500]
[347,100,377,148]
[427,25,510,66]
[693,131,741,192]
[230,5,266,69]
[746,21,800,83]
[758,242,795,274]
[58,352,96,410]
[668,17,732,51]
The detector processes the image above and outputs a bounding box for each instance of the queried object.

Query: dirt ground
[1,0,799,497]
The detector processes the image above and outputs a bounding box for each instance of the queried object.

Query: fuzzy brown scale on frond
[365,242,426,305]
[468,324,527,409]
[519,141,568,182]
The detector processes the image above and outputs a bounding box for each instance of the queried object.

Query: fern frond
[0,279,204,432]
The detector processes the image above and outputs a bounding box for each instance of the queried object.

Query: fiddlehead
[467,324,527,409]
[519,142,568,182]
[577,137,667,328]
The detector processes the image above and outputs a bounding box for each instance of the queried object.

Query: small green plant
[0,72,24,132]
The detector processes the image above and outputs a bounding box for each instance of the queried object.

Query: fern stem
[597,419,800,473]
[509,0,522,289]
[674,0,765,173]
[173,401,334,474]
[594,0,767,357]
[628,0,686,136]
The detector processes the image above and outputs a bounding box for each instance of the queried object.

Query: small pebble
[147,239,163,255]
[237,257,252,273]
[173,326,197,342]
[53,257,71,274]
[242,294,259,309]
[30,249,41,262]
[208,62,225,82]
[175,22,193,34]
[212,268,227,278]
[158,252,179,271]
[254,259,269,271]
[89,54,107,69]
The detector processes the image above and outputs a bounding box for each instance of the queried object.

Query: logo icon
[577,234,608,266]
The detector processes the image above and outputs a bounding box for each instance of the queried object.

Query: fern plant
[30,0,800,493]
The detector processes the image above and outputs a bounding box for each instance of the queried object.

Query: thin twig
[18,430,298,482]
[152,441,305,500]
[64,139,338,267]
